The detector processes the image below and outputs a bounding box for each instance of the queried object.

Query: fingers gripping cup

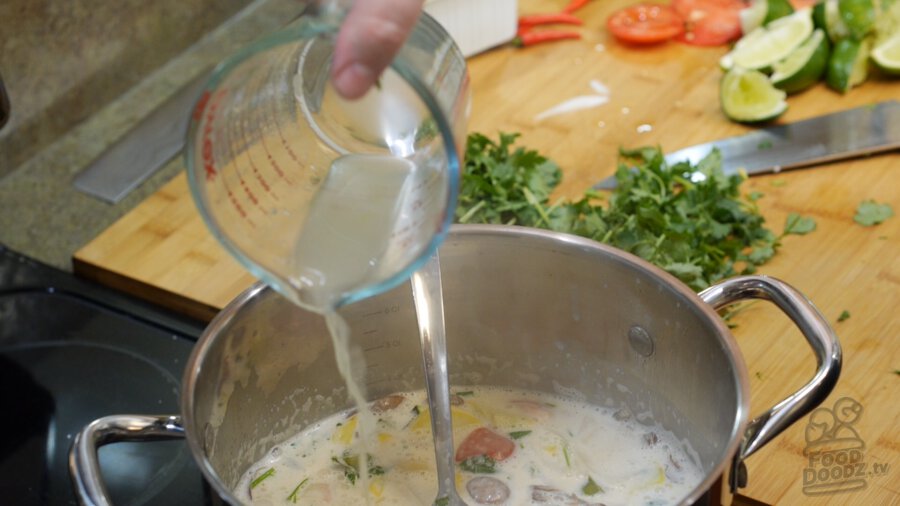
[186,5,469,311]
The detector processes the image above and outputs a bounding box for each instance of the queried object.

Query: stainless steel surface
[594,100,900,190]
[699,276,842,491]
[70,225,840,504]
[72,72,210,203]
[69,414,186,506]
[411,252,467,506]
[179,224,836,505]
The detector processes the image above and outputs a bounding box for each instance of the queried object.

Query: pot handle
[69,414,185,506]
[699,275,841,492]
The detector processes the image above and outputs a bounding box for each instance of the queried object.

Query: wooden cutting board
[74,1,899,504]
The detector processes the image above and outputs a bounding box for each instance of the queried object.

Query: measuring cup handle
[69,414,185,506]
[698,275,842,492]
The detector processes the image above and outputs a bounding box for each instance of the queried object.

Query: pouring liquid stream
[283,153,458,504]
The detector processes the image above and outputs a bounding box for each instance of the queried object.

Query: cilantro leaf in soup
[582,476,604,495]
[854,200,894,226]
[459,455,497,474]
[250,467,275,489]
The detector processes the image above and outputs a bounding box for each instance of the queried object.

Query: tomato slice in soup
[455,427,516,462]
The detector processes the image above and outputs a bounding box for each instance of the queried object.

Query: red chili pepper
[562,0,591,14]
[513,30,582,47]
[517,12,584,28]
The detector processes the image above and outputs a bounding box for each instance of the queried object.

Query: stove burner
[0,247,219,505]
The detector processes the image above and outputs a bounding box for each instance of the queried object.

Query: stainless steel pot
[71,225,841,505]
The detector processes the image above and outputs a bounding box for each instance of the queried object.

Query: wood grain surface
[74,1,899,504]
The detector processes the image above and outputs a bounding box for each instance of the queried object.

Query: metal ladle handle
[699,275,842,491]
[69,414,185,506]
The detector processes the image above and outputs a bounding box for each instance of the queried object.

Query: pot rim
[181,224,751,505]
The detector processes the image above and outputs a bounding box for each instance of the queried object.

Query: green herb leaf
[854,200,894,226]
[250,467,275,489]
[287,478,309,503]
[434,497,450,506]
[582,476,604,495]
[459,455,497,474]
[509,430,532,440]
[457,134,796,292]
[837,310,851,322]
[783,213,817,236]
[332,452,385,485]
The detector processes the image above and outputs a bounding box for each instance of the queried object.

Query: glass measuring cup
[185,4,470,311]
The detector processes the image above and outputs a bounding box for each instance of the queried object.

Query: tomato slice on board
[607,3,686,45]
[671,0,745,18]
[455,427,516,463]
[789,0,818,7]
[673,0,744,46]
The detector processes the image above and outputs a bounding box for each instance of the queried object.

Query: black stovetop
[0,245,217,505]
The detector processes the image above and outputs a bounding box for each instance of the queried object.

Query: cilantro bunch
[456,132,812,291]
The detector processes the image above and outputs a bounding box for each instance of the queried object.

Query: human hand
[330,0,425,99]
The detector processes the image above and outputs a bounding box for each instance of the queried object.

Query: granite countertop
[0,0,305,271]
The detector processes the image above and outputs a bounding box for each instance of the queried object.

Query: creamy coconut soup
[235,387,703,505]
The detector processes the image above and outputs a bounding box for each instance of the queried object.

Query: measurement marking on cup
[268,70,300,185]
[223,110,267,215]
[237,116,275,199]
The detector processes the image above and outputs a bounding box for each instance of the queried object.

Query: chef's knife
[594,100,900,190]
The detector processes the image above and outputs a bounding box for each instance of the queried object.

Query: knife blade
[594,100,900,190]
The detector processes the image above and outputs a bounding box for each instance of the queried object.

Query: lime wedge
[741,0,796,34]
[875,0,900,45]
[741,0,768,34]
[764,0,796,24]
[721,67,789,123]
[822,0,851,41]
[813,1,827,30]
[871,33,900,74]
[840,0,876,40]
[826,37,873,92]
[771,29,831,93]
[721,9,815,71]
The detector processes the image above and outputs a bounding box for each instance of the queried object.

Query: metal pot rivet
[628,325,654,357]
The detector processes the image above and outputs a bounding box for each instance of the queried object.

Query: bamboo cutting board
[75,0,900,504]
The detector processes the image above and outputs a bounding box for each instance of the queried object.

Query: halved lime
[840,0,876,40]
[771,29,831,92]
[871,33,900,74]
[741,0,796,34]
[721,67,789,122]
[720,9,815,71]
[826,37,873,91]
